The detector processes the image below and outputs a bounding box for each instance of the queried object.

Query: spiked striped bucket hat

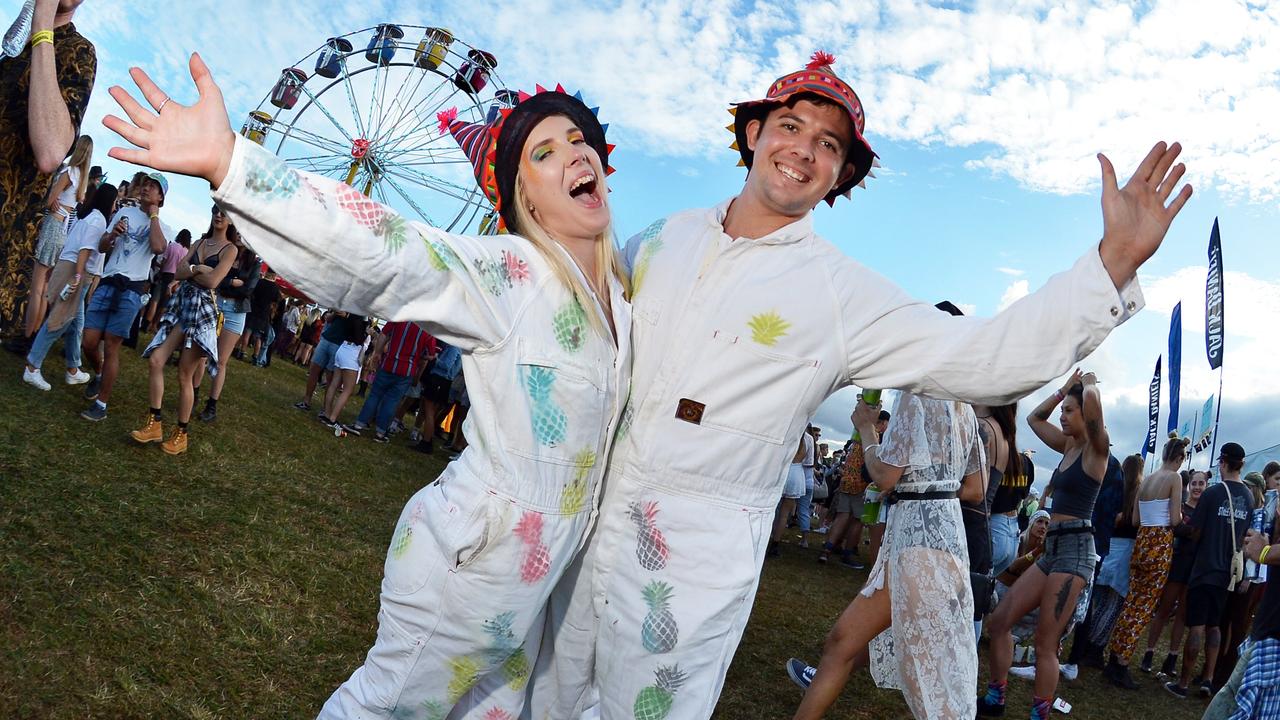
[438,85,614,231]
[729,51,879,205]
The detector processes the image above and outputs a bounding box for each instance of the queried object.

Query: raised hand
[103,53,237,188]
[1097,141,1193,288]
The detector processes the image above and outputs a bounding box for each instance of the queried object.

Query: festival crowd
[2,2,1276,720]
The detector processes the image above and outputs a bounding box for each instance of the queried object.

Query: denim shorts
[216,297,246,335]
[1035,519,1096,582]
[311,337,341,371]
[85,284,143,338]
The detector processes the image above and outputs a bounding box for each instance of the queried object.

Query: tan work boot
[161,427,188,455]
[130,415,163,444]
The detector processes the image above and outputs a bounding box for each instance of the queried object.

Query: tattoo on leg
[1053,578,1073,620]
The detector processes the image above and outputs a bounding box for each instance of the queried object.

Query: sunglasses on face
[212,206,227,217]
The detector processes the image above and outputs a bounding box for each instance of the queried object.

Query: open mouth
[775,162,811,184]
[568,173,602,208]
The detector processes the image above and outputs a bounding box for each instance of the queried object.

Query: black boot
[1157,653,1179,678]
[1106,656,1138,689]
[1139,649,1155,673]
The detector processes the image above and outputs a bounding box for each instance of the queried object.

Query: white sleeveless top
[1139,498,1171,527]
[54,166,81,214]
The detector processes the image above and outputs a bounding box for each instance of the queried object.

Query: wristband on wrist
[1263,545,1273,565]
[1054,389,1065,403]
[30,30,54,48]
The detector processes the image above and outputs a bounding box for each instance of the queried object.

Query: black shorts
[422,375,451,405]
[1168,552,1194,585]
[1185,584,1228,627]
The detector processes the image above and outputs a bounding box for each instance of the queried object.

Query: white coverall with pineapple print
[526,199,1144,720]
[212,136,631,720]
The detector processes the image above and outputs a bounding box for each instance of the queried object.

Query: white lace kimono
[862,392,985,719]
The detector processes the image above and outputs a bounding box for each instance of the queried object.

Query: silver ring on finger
[157,96,170,113]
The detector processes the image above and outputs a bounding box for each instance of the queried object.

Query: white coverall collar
[711,197,815,246]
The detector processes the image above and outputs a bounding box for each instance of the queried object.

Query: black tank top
[1049,453,1102,520]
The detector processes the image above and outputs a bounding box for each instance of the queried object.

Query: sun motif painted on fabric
[748,311,791,346]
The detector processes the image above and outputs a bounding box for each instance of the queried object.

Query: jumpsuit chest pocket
[670,330,819,444]
[510,339,608,466]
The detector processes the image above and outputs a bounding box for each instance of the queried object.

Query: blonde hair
[511,174,629,333]
[67,135,93,203]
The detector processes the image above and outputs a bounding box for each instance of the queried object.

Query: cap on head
[729,50,878,206]
[437,86,614,232]
[1219,442,1246,463]
[144,171,168,199]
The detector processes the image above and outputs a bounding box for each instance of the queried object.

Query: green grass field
[1,343,1207,718]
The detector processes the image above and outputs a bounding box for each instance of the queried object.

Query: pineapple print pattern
[523,366,568,447]
[630,219,667,296]
[446,655,482,703]
[614,402,635,443]
[421,700,447,720]
[244,154,301,198]
[633,664,688,720]
[333,184,408,253]
[640,581,679,654]
[747,310,791,347]
[482,611,531,690]
[514,511,552,584]
[553,298,588,353]
[475,249,532,296]
[560,448,597,515]
[390,501,425,559]
[630,501,670,572]
[483,709,514,720]
[426,238,462,272]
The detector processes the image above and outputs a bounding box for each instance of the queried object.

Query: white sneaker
[1009,665,1037,680]
[23,367,51,391]
[65,368,91,385]
[1059,663,1079,681]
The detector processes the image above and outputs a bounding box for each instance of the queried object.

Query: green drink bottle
[851,389,882,442]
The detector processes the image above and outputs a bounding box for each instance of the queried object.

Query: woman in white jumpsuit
[102,57,631,720]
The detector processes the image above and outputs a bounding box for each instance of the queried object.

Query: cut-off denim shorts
[1035,518,1095,582]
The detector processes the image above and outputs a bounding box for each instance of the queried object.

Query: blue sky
[21,0,1280,479]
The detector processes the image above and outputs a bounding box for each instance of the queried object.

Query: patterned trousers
[1107,526,1173,664]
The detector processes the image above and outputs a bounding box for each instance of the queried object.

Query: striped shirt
[379,321,434,377]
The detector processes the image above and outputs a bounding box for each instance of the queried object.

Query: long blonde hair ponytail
[67,135,93,203]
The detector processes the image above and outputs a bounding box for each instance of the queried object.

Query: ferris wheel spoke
[383,165,487,207]
[378,172,441,227]
[371,65,433,148]
[337,57,369,140]
[371,58,415,144]
[379,125,459,163]
[274,125,352,158]
[378,85,466,159]
[364,56,387,142]
[297,85,360,146]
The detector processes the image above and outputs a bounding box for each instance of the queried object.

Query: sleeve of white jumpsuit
[212,135,510,352]
[835,247,1144,406]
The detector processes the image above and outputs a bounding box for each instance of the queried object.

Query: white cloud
[996,279,1030,312]
[63,1,1280,230]
[996,267,1024,277]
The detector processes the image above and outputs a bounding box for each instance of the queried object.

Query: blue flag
[1143,356,1162,458]
[1167,302,1182,435]
[1198,396,1216,440]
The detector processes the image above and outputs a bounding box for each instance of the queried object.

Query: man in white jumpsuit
[527,51,1192,720]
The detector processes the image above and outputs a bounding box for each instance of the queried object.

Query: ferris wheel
[239,24,514,234]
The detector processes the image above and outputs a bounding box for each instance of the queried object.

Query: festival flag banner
[1143,356,1162,458]
[1167,302,1182,435]
[1205,218,1225,370]
[1198,395,1216,439]
[1180,414,1196,441]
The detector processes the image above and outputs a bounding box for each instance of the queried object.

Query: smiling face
[1189,472,1208,500]
[516,115,610,241]
[211,206,229,233]
[742,98,856,218]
